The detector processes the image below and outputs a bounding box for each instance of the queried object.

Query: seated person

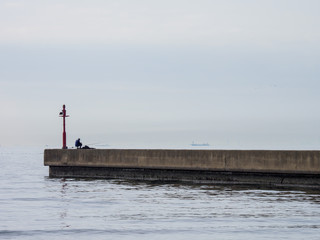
[75,138,82,149]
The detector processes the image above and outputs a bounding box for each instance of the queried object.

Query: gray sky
[0,0,320,149]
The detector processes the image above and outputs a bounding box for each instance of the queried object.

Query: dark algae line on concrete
[44,149,320,189]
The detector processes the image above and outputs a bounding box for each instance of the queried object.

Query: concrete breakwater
[44,149,320,189]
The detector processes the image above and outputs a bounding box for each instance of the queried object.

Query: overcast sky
[0,0,320,149]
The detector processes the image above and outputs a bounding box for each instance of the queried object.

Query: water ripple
[0,147,320,240]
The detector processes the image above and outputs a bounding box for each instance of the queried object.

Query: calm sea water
[0,147,319,240]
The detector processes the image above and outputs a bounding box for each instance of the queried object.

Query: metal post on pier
[59,105,69,149]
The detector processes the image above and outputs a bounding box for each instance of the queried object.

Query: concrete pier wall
[44,149,320,188]
[44,149,320,174]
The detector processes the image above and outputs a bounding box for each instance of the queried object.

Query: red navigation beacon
[59,105,70,149]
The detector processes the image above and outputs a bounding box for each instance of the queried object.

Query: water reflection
[41,177,320,239]
[59,178,70,229]
[3,147,319,239]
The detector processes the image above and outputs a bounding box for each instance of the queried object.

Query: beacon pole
[59,105,69,149]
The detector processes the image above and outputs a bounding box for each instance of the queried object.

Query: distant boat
[191,141,209,146]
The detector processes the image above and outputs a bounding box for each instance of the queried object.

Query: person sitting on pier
[75,138,82,149]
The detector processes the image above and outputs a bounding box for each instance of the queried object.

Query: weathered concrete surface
[44,149,320,174]
[44,149,320,189]
[49,166,320,189]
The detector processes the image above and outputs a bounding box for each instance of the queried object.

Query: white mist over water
[0,146,320,240]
